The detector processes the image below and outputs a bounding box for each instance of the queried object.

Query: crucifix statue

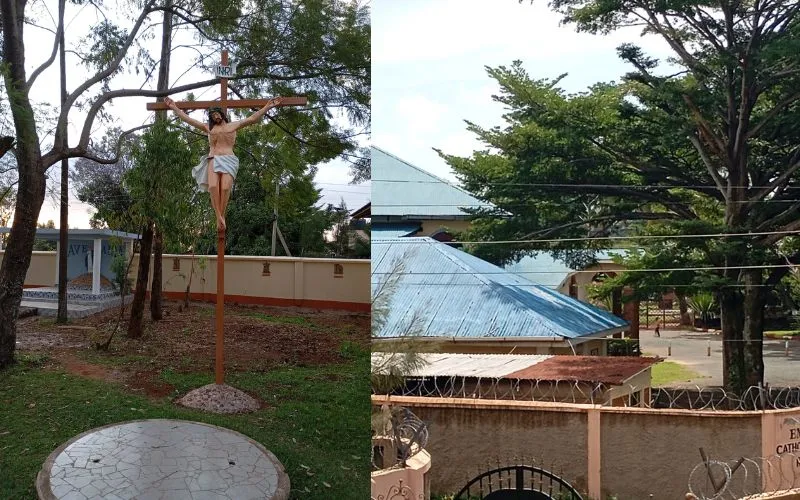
[162,96,279,232]
[148,51,307,233]
[146,49,307,386]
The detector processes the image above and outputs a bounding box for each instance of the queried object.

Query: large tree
[442,1,800,393]
[0,0,370,368]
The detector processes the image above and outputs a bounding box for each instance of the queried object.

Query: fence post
[587,408,601,500]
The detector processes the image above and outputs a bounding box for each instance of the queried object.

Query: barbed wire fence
[687,450,800,499]
[371,405,429,472]
[372,375,800,411]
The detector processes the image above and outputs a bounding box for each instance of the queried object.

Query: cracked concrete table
[36,419,289,500]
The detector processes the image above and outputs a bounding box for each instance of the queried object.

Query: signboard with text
[765,413,800,491]
[214,64,236,78]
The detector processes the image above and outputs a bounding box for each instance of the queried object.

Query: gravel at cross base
[176,383,261,414]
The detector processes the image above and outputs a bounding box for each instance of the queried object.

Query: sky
[372,0,675,183]
[7,1,369,229]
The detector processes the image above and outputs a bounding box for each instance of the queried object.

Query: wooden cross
[146,49,307,386]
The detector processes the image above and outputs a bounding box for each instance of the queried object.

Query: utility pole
[56,0,68,323]
[270,174,291,257]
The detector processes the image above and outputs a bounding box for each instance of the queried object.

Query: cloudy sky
[372,0,674,183]
[10,2,369,229]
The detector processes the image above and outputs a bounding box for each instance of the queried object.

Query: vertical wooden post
[215,49,229,386]
[216,231,224,384]
[220,50,228,113]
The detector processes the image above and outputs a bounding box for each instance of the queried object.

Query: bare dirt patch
[14,300,369,398]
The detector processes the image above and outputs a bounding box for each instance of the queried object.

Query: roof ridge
[371,146,493,207]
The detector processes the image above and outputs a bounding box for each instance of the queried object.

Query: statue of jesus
[163,96,284,231]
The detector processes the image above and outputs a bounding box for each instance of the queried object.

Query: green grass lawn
[651,361,704,387]
[0,353,369,499]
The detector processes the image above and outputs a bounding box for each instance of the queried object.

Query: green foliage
[72,127,140,233]
[32,220,56,251]
[607,338,640,356]
[327,200,370,258]
[687,292,717,326]
[127,119,203,252]
[199,0,371,181]
[109,251,131,295]
[80,21,127,72]
[193,122,341,256]
[450,1,800,391]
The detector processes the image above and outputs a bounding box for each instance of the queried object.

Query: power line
[372,199,800,206]
[372,179,800,191]
[372,263,800,275]
[372,229,800,245]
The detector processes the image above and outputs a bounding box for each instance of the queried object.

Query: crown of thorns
[207,107,228,120]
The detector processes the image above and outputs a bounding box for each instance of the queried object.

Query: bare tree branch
[748,160,800,207]
[55,124,150,166]
[52,0,158,151]
[43,77,218,167]
[746,92,800,140]
[26,0,64,91]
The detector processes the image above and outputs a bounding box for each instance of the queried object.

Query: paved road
[638,328,800,387]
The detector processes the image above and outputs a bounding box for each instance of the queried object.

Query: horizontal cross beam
[146,96,307,111]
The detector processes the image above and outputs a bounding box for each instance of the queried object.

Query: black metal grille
[455,465,583,500]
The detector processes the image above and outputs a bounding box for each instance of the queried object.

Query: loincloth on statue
[191,154,239,192]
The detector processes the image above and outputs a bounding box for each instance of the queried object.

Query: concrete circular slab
[36,419,289,500]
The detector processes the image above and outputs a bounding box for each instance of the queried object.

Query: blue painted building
[1,228,138,294]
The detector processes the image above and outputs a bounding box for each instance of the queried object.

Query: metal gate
[454,465,583,500]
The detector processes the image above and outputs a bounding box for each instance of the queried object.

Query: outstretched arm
[164,97,209,133]
[231,97,283,131]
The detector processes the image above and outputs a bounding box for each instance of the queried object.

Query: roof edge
[371,146,495,208]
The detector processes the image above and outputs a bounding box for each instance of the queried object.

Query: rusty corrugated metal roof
[505,356,661,385]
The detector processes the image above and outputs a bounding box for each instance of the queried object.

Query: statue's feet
[217,216,226,233]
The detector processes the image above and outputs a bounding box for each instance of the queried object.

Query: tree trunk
[150,226,163,321]
[127,220,154,338]
[146,0,170,324]
[676,292,691,326]
[719,287,746,395]
[0,159,47,367]
[742,268,765,389]
[0,0,48,368]
[56,0,68,324]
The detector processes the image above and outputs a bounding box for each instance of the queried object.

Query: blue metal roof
[371,146,493,218]
[505,254,573,289]
[372,222,422,239]
[505,251,626,289]
[371,238,628,340]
